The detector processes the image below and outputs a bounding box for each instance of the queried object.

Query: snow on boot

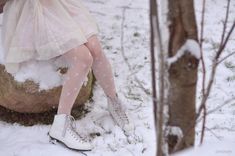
[107,93,135,136]
[48,114,93,151]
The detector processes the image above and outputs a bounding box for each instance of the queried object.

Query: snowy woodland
[0,0,235,156]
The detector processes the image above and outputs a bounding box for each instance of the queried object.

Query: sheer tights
[57,35,117,115]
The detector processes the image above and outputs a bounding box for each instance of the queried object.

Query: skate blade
[49,136,58,144]
[47,132,92,152]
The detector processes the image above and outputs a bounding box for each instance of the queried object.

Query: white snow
[13,59,63,90]
[166,126,183,140]
[158,0,170,56]
[0,0,234,156]
[0,0,154,156]
[172,141,235,156]
[10,58,89,91]
[167,39,201,66]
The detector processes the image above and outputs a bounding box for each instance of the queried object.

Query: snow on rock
[12,56,90,91]
[0,12,88,90]
[0,15,65,90]
[13,59,63,90]
[167,39,201,66]
[0,0,154,156]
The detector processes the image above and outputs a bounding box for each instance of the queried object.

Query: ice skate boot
[48,114,93,151]
[107,93,135,136]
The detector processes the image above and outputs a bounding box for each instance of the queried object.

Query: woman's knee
[65,45,93,67]
[85,35,103,59]
[76,45,93,67]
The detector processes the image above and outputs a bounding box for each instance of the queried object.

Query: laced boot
[48,114,93,151]
[107,93,135,135]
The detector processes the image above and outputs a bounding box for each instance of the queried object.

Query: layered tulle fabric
[1,0,100,74]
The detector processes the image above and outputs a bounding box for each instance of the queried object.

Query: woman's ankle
[106,92,118,100]
[56,111,71,116]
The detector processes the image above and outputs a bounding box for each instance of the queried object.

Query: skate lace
[62,115,85,142]
[110,97,129,124]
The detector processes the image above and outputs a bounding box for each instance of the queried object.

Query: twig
[208,126,235,132]
[215,21,235,60]
[120,6,151,97]
[149,0,160,155]
[199,0,207,97]
[198,21,235,128]
[173,97,235,152]
[204,126,222,141]
[219,0,231,46]
[151,0,167,155]
[217,51,235,65]
[206,98,235,115]
[199,0,207,145]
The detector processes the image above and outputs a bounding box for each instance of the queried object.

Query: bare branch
[150,0,169,155]
[197,20,235,123]
[215,21,235,60]
[199,0,207,144]
[199,0,207,96]
[173,97,235,152]
[204,126,222,141]
[206,98,235,115]
[149,0,159,156]
[217,51,235,65]
[219,0,231,46]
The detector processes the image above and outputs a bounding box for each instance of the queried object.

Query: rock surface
[0,64,95,125]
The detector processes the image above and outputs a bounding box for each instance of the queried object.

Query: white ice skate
[107,93,135,136]
[48,114,93,151]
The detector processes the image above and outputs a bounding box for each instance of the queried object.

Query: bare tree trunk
[167,0,199,153]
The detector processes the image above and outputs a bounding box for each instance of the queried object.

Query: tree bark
[0,0,8,13]
[167,0,199,153]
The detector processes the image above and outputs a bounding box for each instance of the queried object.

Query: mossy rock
[0,64,96,125]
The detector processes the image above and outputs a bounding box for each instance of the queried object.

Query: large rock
[0,64,95,125]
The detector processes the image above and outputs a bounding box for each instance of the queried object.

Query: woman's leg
[57,45,93,115]
[84,35,117,99]
[49,45,93,151]
[84,35,135,135]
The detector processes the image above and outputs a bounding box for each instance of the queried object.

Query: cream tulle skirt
[1,0,100,74]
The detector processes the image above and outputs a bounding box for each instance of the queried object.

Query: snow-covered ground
[0,0,234,156]
[196,0,235,144]
[195,0,235,144]
[0,0,154,156]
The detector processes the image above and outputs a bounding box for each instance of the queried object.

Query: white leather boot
[48,114,93,151]
[107,93,135,136]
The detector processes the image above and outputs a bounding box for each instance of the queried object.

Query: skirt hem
[4,31,99,74]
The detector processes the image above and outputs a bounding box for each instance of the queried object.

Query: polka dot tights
[57,35,117,115]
